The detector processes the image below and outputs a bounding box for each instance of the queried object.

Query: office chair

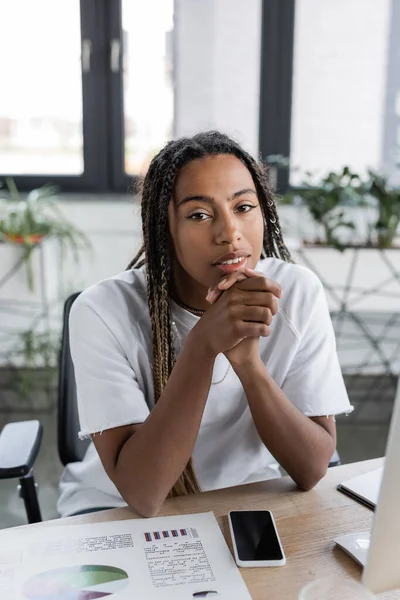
[0,292,341,524]
[0,419,43,523]
[57,292,90,467]
[0,292,88,524]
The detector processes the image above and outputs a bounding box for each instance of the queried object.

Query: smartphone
[228,510,286,567]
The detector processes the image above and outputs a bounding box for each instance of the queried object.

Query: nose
[213,210,241,245]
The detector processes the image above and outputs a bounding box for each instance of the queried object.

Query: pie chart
[22,564,130,599]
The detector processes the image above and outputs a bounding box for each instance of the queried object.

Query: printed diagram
[1,513,252,600]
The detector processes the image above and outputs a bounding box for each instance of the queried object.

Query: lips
[213,251,250,265]
[213,251,250,275]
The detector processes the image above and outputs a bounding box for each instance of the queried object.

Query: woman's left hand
[206,268,282,369]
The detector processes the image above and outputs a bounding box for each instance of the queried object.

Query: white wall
[58,197,142,292]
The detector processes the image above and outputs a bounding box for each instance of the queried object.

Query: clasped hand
[193,268,282,369]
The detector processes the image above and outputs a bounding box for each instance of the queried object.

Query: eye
[236,203,258,214]
[187,211,210,221]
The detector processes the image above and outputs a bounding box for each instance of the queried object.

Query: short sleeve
[69,297,150,438]
[281,283,354,417]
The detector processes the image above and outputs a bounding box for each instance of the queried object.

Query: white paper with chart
[0,511,252,599]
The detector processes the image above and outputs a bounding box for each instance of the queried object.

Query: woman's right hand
[188,274,282,358]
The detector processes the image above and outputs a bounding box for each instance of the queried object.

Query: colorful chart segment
[143,527,199,542]
[144,528,188,542]
[22,564,129,600]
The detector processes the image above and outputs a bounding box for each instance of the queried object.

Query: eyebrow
[177,188,257,207]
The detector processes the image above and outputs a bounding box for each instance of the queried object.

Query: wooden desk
[2,458,398,599]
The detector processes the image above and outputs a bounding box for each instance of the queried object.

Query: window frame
[259,0,295,194]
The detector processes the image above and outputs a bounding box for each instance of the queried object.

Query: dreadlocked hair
[128,131,292,498]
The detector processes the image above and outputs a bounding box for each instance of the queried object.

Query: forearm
[115,335,215,516]
[235,360,336,490]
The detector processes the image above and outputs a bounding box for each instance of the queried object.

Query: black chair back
[57,293,90,466]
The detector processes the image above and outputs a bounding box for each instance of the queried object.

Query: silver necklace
[171,320,231,385]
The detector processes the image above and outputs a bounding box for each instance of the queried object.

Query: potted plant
[273,160,400,313]
[277,158,400,250]
[0,178,90,290]
[281,166,364,251]
[365,170,400,249]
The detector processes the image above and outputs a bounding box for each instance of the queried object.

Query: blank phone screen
[230,511,283,561]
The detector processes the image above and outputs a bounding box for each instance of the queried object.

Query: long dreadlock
[128,131,291,497]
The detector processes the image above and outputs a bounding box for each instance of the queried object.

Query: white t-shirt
[58,258,353,516]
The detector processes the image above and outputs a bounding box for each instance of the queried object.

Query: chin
[182,269,213,291]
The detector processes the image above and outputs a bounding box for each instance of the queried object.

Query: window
[0,0,175,192]
[259,0,400,189]
[0,1,83,176]
[122,0,174,176]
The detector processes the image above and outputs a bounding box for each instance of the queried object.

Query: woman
[58,131,352,518]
